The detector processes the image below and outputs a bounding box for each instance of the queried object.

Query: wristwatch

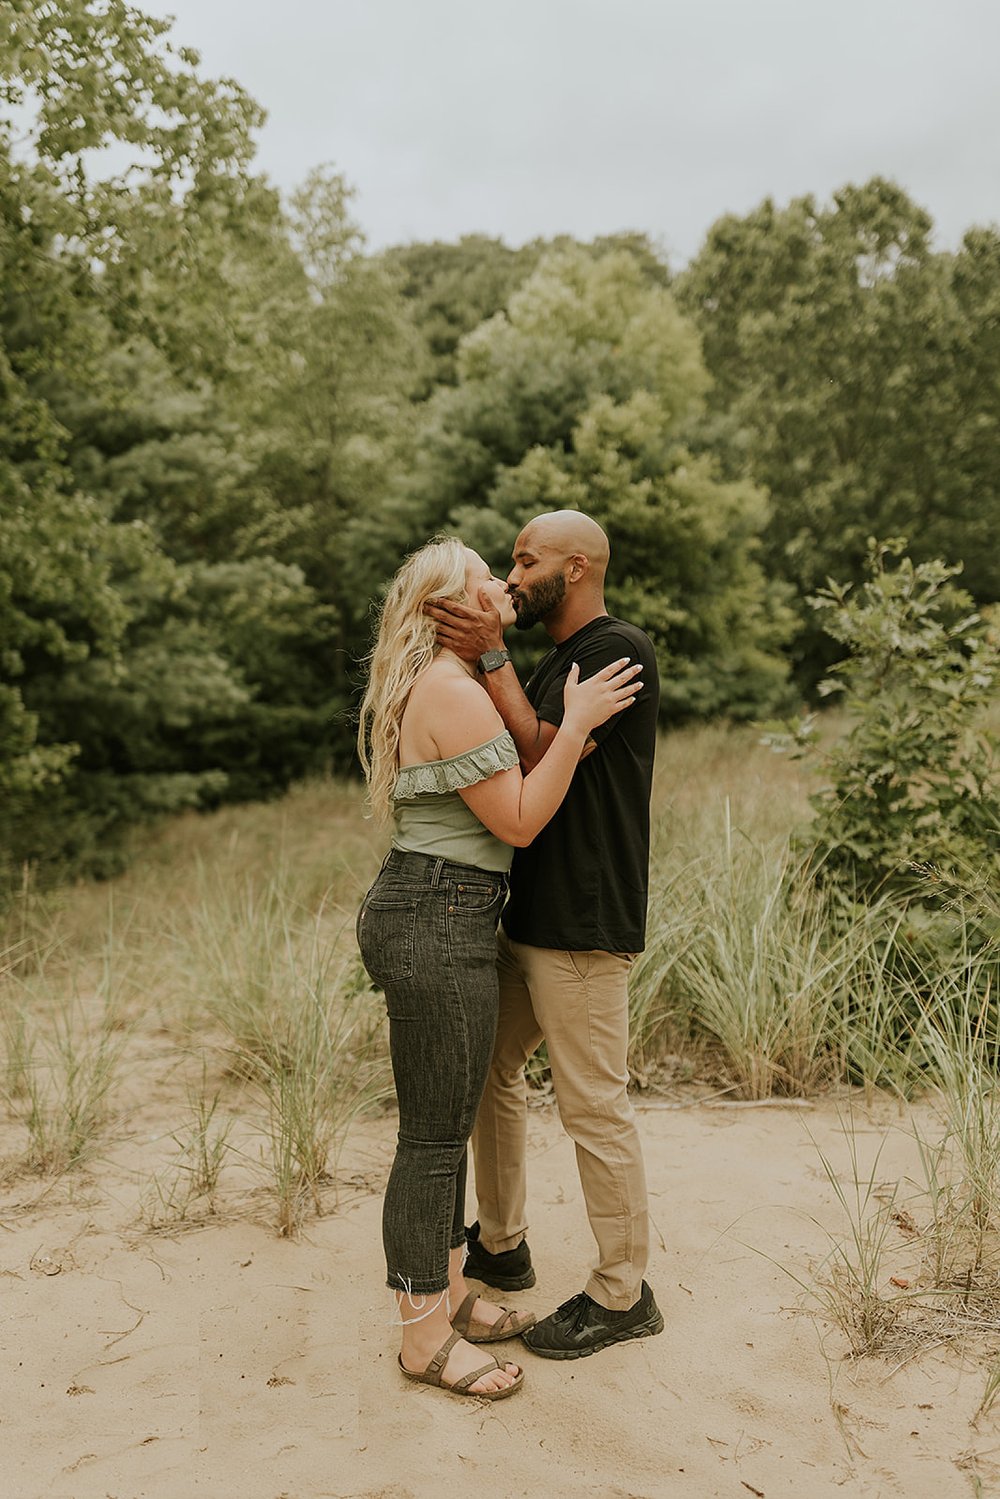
[478,648,513,673]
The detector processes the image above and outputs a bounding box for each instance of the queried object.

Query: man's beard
[512,571,567,631]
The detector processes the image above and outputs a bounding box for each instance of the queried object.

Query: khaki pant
[471,929,650,1310]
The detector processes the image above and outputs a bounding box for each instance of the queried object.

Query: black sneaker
[463,1221,536,1291]
[521,1281,663,1359]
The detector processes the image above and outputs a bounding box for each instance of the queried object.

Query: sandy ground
[1,1090,998,1499]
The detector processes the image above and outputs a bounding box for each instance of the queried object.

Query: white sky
[158,0,1000,266]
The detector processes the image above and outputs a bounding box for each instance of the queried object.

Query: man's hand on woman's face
[425,591,504,662]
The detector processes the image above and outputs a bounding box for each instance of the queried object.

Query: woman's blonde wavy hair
[357,535,469,823]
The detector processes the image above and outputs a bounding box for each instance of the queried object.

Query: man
[427,509,663,1358]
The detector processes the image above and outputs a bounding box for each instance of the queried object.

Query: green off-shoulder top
[392,730,519,873]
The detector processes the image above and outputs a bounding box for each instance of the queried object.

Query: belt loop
[430,857,445,887]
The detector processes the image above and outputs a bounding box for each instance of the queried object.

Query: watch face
[481,649,510,671]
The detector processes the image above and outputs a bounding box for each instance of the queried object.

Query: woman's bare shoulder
[404,662,505,761]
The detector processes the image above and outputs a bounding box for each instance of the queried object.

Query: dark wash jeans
[356,847,508,1294]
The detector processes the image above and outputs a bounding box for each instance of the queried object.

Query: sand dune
[1,1096,995,1499]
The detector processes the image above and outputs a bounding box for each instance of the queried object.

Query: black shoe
[464,1221,536,1291]
[521,1281,663,1359]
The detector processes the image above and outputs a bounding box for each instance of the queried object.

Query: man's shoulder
[582,617,658,667]
[602,616,655,648]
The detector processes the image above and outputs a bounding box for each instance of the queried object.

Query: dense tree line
[675,182,1000,679]
[3,1,1000,886]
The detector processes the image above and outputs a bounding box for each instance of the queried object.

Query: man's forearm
[480,663,550,770]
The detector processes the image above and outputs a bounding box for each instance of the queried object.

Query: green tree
[380,235,549,393]
[352,246,792,719]
[245,168,427,748]
[678,179,1000,681]
[381,231,671,393]
[0,1,329,875]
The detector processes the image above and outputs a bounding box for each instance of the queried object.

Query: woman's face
[464,549,516,628]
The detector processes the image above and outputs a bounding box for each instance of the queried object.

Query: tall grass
[139,1070,234,1229]
[808,1123,905,1357]
[0,912,131,1176]
[629,803,918,1099]
[912,957,1000,1291]
[1,865,64,977]
[0,782,389,1226]
[0,996,126,1175]
[182,868,391,1234]
[783,946,1000,1384]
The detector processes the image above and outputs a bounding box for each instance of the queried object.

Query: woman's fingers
[592,657,643,685]
[564,657,643,723]
[592,655,631,679]
[573,658,644,683]
[607,670,643,695]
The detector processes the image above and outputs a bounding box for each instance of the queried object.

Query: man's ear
[567,553,589,583]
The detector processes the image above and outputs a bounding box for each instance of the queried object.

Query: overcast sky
[159,0,999,267]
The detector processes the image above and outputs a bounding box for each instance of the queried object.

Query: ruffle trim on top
[394,731,519,800]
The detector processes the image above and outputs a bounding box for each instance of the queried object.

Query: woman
[356,536,641,1400]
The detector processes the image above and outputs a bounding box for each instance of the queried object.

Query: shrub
[766,539,1000,911]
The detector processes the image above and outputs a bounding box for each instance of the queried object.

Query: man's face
[507,533,567,631]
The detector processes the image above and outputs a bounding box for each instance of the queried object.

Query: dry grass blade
[805,1118,908,1357]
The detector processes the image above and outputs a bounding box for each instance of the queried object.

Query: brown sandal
[450,1290,536,1343]
[398,1329,524,1399]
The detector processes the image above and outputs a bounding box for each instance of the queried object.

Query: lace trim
[394,731,518,800]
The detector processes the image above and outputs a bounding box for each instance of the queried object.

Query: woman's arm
[427,660,639,847]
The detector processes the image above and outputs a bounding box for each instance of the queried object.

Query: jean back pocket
[357,896,418,985]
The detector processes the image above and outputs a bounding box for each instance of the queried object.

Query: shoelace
[554,1292,594,1332]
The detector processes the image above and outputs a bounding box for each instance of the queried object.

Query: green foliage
[769,540,1000,906]
[678,179,1000,683]
[353,245,793,720]
[0,6,351,878]
[274,169,426,579]
[7,11,1000,897]
[381,230,669,394]
[0,0,261,174]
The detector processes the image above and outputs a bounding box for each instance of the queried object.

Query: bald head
[507,509,611,639]
[517,510,610,583]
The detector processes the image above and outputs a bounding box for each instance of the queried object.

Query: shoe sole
[463,1262,537,1292]
[522,1310,664,1360]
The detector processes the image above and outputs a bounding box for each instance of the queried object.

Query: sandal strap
[487,1306,520,1335]
[450,1354,504,1394]
[425,1328,463,1384]
[450,1290,479,1335]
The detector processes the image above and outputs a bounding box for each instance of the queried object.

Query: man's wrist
[478,648,512,673]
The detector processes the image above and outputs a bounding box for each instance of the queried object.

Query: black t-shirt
[501,615,660,953]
